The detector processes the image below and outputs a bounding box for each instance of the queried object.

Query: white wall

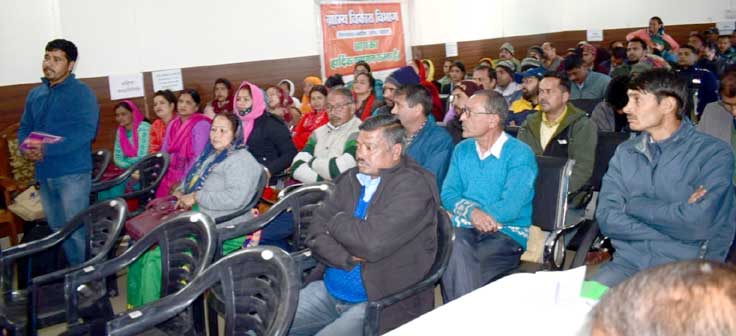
[1,0,732,86]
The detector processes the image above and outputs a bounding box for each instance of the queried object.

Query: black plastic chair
[363,209,454,336]
[526,156,577,270]
[206,182,333,336]
[64,211,217,336]
[91,152,170,214]
[92,149,112,184]
[504,126,520,138]
[0,199,127,336]
[570,98,602,116]
[109,246,299,336]
[567,131,630,268]
[213,166,269,225]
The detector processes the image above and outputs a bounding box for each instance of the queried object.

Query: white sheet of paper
[717,21,735,34]
[445,42,458,57]
[152,68,183,92]
[108,73,144,100]
[586,29,604,42]
[387,266,593,336]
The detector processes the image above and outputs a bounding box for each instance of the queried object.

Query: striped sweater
[291,117,361,183]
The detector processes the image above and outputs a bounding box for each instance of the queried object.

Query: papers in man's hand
[20,131,64,151]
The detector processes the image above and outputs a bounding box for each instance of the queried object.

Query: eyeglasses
[458,107,494,117]
[326,102,353,111]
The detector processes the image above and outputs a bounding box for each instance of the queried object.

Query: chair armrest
[543,219,587,270]
[0,229,65,264]
[90,170,134,193]
[106,289,195,336]
[363,272,442,336]
[277,183,303,200]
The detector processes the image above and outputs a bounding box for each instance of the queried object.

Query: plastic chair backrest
[91,149,111,183]
[532,156,574,232]
[590,132,630,192]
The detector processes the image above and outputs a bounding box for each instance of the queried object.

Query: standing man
[19,39,99,265]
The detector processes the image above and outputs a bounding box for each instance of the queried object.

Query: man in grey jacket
[593,69,736,287]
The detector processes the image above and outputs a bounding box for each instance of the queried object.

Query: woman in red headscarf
[291,85,329,150]
[266,85,301,129]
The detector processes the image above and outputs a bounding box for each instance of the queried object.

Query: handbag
[102,164,126,181]
[8,185,45,221]
[125,195,184,240]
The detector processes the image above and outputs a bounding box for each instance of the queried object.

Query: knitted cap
[386,66,420,87]
[500,42,515,55]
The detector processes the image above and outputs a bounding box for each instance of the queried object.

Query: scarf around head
[300,76,323,115]
[270,86,295,123]
[182,116,247,193]
[118,100,145,157]
[278,79,296,96]
[233,81,266,144]
[413,59,445,121]
[422,59,436,81]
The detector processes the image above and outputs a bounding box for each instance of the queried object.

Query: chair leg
[207,301,219,336]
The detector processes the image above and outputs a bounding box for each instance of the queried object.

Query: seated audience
[233,81,297,249]
[580,43,609,75]
[717,34,736,64]
[412,59,445,121]
[508,67,545,127]
[527,45,544,61]
[324,74,344,89]
[278,78,301,108]
[497,42,521,72]
[565,54,612,100]
[698,68,736,184]
[288,115,440,335]
[347,60,384,100]
[149,90,177,154]
[437,59,454,89]
[518,73,597,212]
[542,41,564,72]
[155,88,211,197]
[392,84,454,188]
[472,64,496,90]
[442,61,466,95]
[689,33,706,55]
[266,85,301,129]
[611,38,649,78]
[494,60,523,106]
[127,112,263,308]
[675,44,719,119]
[478,57,494,68]
[203,78,233,119]
[291,87,361,183]
[353,72,384,120]
[446,80,483,144]
[605,47,627,77]
[292,85,329,151]
[591,75,631,132]
[626,16,680,54]
[374,65,421,116]
[300,76,323,115]
[421,58,443,92]
[593,69,736,287]
[697,42,722,75]
[590,261,736,336]
[441,90,537,301]
[97,100,151,200]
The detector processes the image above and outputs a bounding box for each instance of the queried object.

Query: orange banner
[320,2,406,77]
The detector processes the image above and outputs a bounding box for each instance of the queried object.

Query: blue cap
[515,67,546,84]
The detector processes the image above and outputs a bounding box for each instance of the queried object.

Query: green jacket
[517,103,598,194]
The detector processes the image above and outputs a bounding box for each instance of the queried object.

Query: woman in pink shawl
[97,100,151,200]
[155,88,211,197]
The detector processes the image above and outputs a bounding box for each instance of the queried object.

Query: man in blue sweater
[441,90,538,301]
[391,84,454,188]
[593,69,735,287]
[19,39,99,265]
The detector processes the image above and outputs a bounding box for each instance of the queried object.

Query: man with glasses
[291,87,362,183]
[441,90,538,301]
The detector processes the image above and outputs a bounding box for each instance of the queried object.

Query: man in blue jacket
[19,39,99,265]
[593,69,735,287]
[391,84,454,188]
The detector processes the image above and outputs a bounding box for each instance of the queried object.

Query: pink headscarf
[117,100,144,157]
[233,81,266,143]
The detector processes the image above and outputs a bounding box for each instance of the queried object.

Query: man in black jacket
[288,115,440,335]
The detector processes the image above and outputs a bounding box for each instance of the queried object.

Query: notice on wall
[152,69,183,92]
[586,29,603,42]
[717,21,735,34]
[445,42,458,57]
[108,73,144,100]
[318,1,407,77]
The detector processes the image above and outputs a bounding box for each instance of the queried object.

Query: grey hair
[358,114,406,148]
[589,260,736,336]
[328,86,354,103]
[471,89,508,126]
